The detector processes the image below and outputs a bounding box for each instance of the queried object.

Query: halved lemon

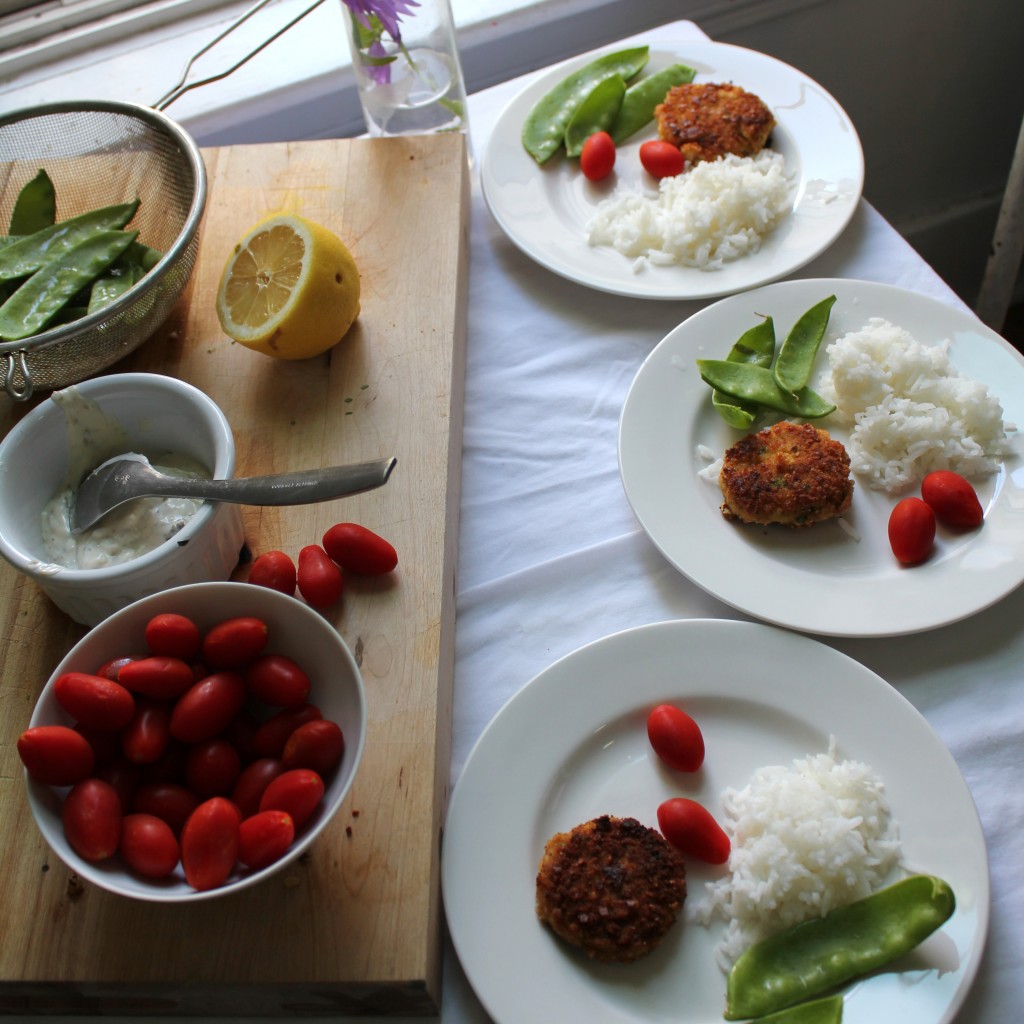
[215,213,361,360]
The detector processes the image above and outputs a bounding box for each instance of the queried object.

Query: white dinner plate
[618,278,1024,636]
[442,619,988,1024]
[480,40,864,300]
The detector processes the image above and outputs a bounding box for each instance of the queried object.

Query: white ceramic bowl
[25,581,366,902]
[0,372,244,626]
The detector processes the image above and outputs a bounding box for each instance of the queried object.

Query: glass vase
[341,0,469,138]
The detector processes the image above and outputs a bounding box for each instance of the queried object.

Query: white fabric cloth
[444,19,1021,1024]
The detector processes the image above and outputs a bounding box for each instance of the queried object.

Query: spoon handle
[145,457,396,504]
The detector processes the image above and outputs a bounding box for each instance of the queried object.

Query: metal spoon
[72,453,396,533]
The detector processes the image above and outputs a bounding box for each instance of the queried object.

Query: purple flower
[341,0,420,41]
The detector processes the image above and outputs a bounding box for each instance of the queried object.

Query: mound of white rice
[821,318,1011,492]
[586,151,791,271]
[691,740,901,967]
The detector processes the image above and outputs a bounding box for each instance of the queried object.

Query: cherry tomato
[647,703,705,772]
[132,782,200,834]
[118,656,195,700]
[121,698,172,765]
[248,550,297,595]
[185,738,242,798]
[639,139,684,178]
[75,724,121,767]
[259,768,325,829]
[888,496,936,565]
[94,759,142,813]
[139,741,188,784]
[251,704,323,758]
[238,810,295,870]
[224,708,261,762]
[921,470,983,529]
[297,545,344,608]
[282,720,344,775]
[201,617,269,669]
[245,654,311,708]
[120,813,180,878]
[180,797,241,891]
[17,725,95,785]
[62,778,122,862]
[95,655,141,681]
[322,523,398,575]
[169,671,246,744]
[53,672,135,731]
[231,757,285,818]
[579,131,615,182]
[144,613,201,660]
[657,797,731,864]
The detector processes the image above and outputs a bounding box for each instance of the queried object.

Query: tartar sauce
[40,387,211,570]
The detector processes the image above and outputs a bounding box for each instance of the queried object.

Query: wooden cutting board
[0,133,469,1015]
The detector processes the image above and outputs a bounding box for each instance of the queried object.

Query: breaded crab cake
[719,421,854,527]
[535,815,687,963]
[655,82,776,166]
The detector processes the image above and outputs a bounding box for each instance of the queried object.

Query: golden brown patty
[535,815,687,963]
[719,421,854,527]
[655,82,776,166]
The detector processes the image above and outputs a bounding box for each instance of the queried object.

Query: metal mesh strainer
[0,100,207,401]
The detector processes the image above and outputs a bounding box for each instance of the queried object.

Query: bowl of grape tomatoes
[18,581,365,902]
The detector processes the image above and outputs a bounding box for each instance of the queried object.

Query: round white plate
[480,40,864,300]
[442,619,988,1024]
[618,278,1024,636]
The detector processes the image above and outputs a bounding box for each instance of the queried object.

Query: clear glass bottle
[342,0,469,138]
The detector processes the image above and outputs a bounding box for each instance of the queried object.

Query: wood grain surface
[0,133,469,1015]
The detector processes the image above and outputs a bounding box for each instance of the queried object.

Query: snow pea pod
[712,315,776,429]
[697,359,835,419]
[564,75,626,158]
[0,229,138,340]
[755,995,843,1023]
[773,294,836,395]
[522,46,649,164]
[87,240,162,315]
[8,169,56,236]
[724,875,955,1020]
[609,62,696,144]
[0,199,140,283]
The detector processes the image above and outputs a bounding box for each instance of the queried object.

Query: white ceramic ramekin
[0,373,244,625]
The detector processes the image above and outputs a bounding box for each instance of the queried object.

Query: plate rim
[480,37,865,301]
[442,617,990,1024]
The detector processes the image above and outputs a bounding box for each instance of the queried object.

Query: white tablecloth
[443,18,1022,1024]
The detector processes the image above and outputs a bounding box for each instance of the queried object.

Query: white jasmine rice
[691,740,901,968]
[586,151,791,270]
[820,318,1011,492]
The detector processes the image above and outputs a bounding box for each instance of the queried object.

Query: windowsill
[0,0,786,147]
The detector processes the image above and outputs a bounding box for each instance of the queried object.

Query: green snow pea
[724,875,955,1020]
[752,995,843,1024]
[564,74,627,158]
[712,315,776,429]
[609,62,696,144]
[0,199,140,283]
[697,359,835,419]
[773,294,837,395]
[87,240,163,315]
[8,169,56,236]
[522,46,649,164]
[0,229,138,340]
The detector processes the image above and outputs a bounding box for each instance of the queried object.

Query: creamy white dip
[40,387,211,570]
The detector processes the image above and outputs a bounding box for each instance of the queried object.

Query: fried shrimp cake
[719,421,853,527]
[535,815,687,963]
[655,82,776,166]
